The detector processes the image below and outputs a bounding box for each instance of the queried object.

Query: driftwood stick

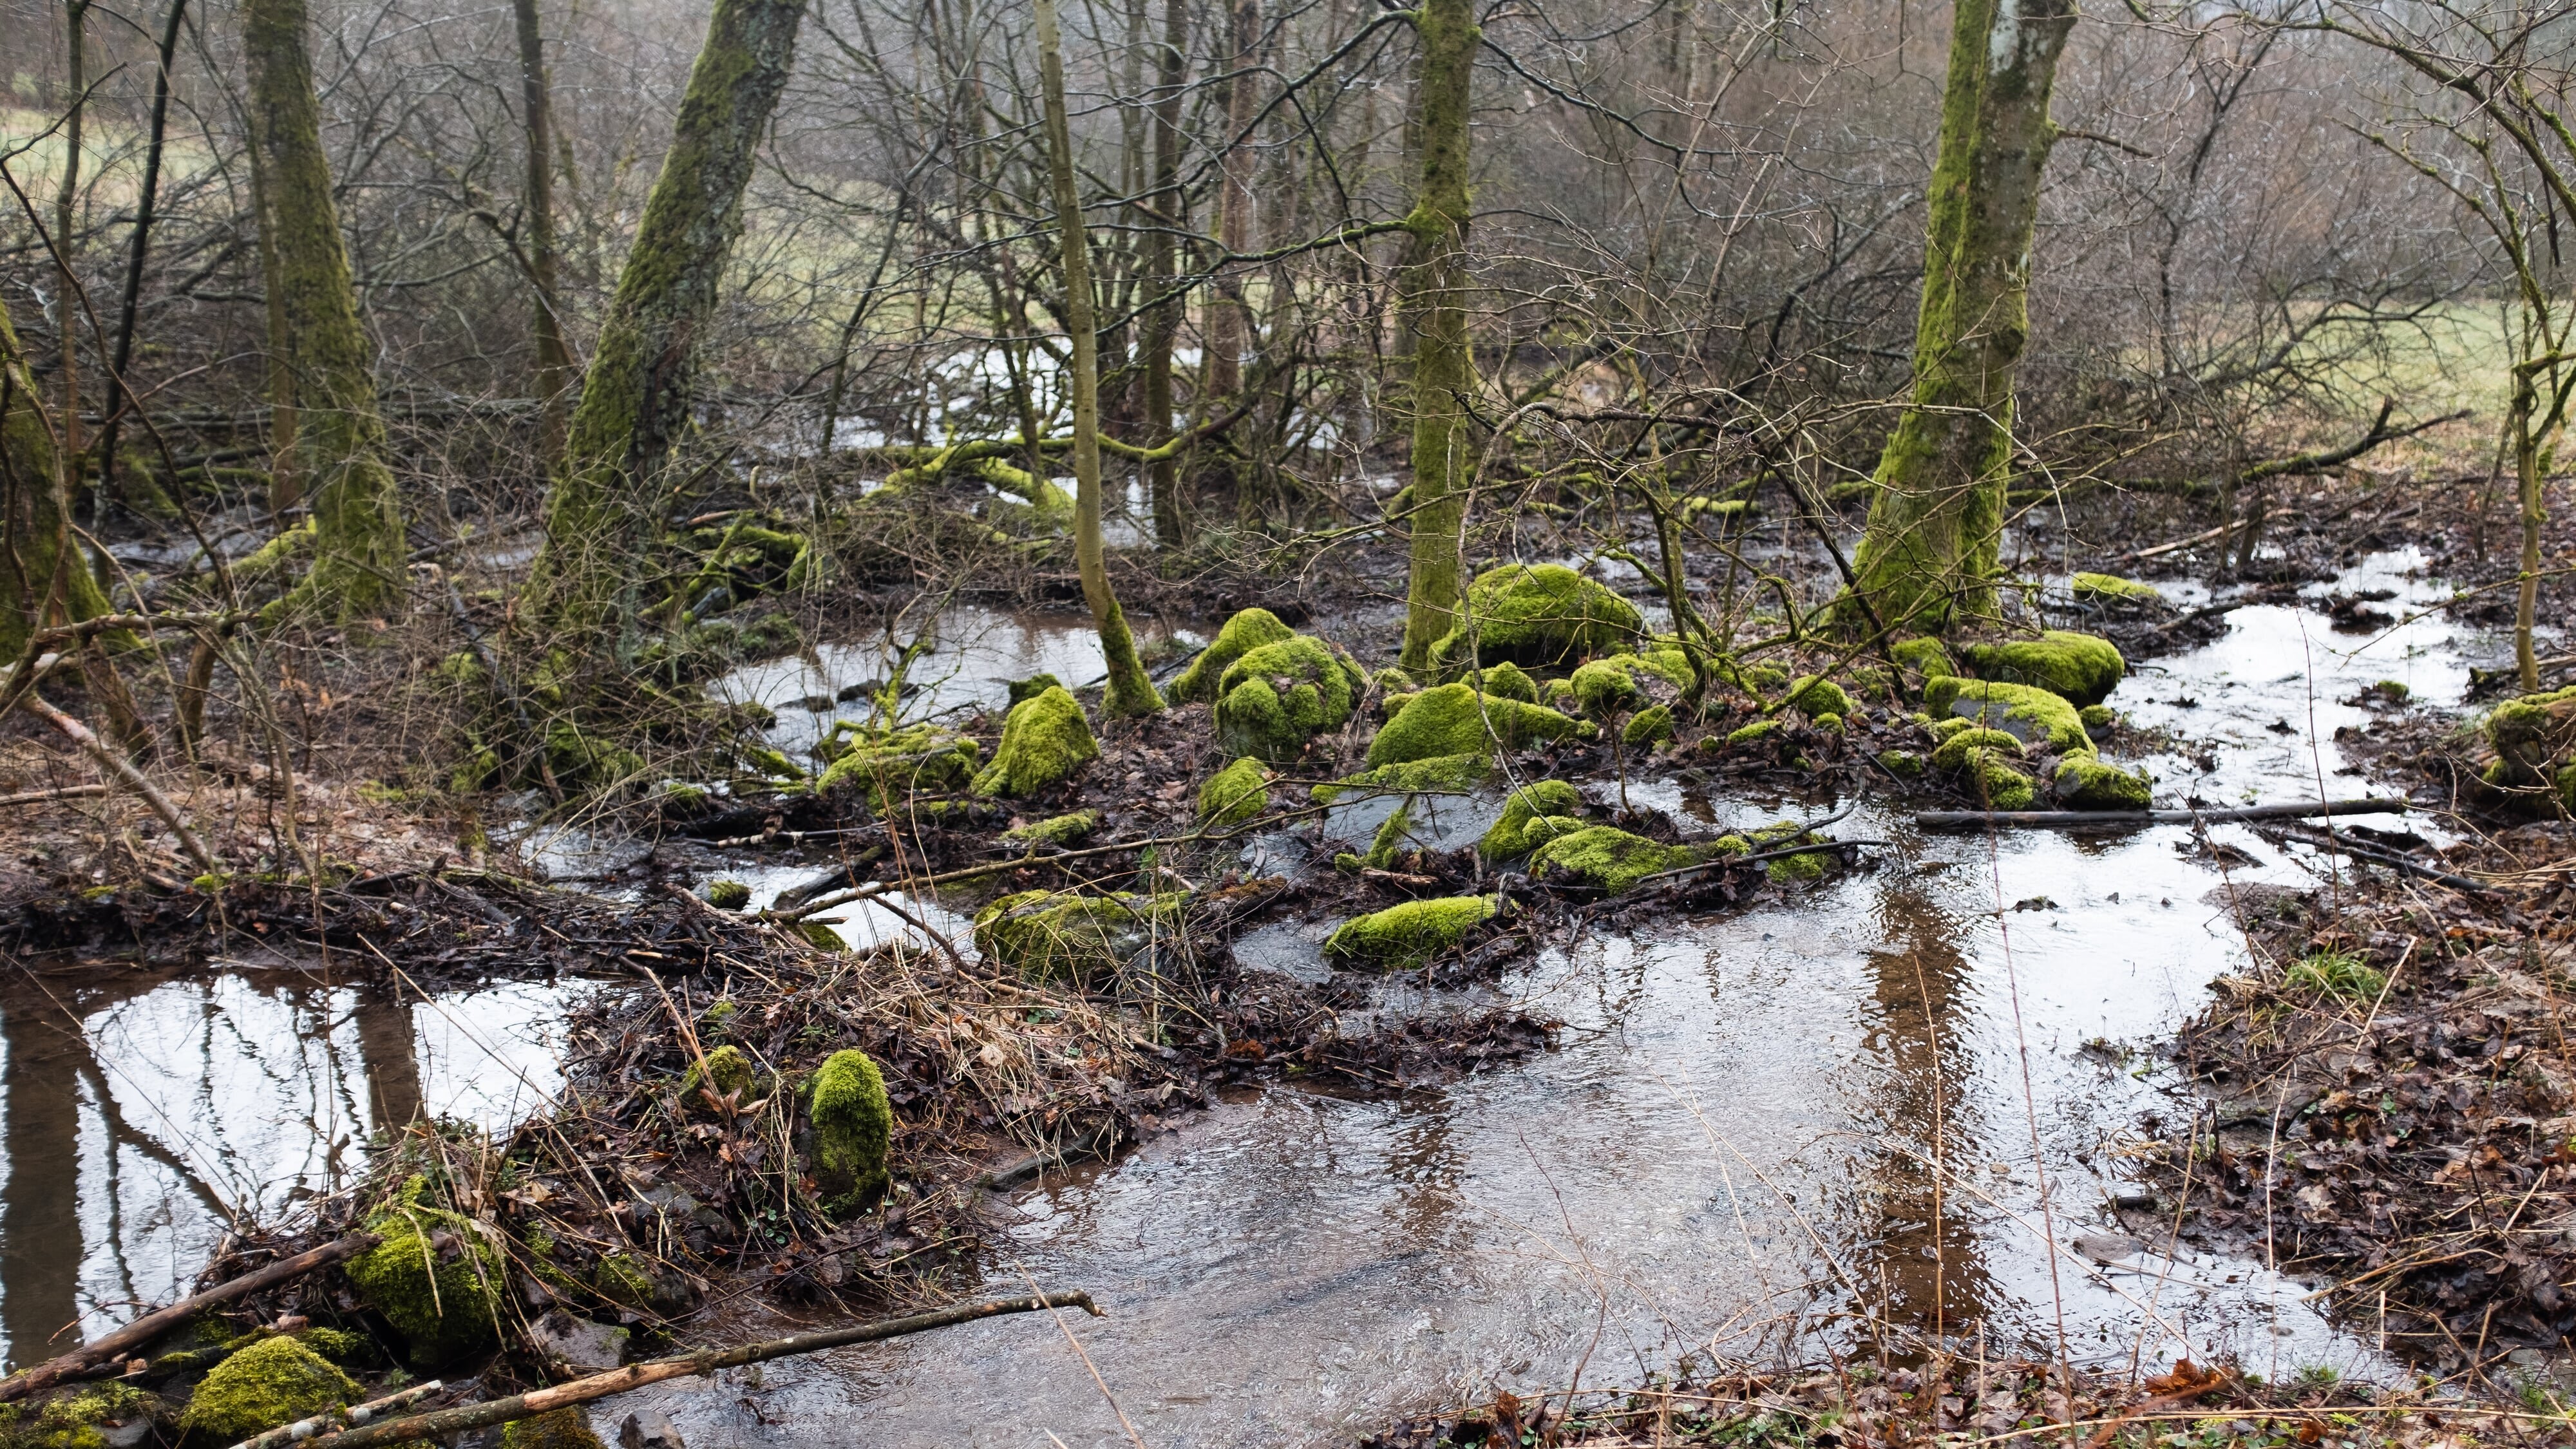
[302,1291,1099,1449]
[1915,798,2410,830]
[228,1379,446,1449]
[0,783,109,808]
[23,690,220,874]
[0,1233,379,1402]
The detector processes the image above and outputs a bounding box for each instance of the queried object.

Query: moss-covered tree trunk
[513,0,572,470]
[1141,0,1188,547]
[243,0,406,615]
[1395,0,1475,672]
[0,296,111,660]
[1837,0,2074,632]
[1038,0,1162,719]
[527,0,805,662]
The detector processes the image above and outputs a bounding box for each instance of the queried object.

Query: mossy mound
[810,1049,893,1216]
[1766,849,1828,885]
[1465,661,1540,703]
[1001,810,1101,847]
[2070,572,2163,606]
[501,1408,609,1449]
[705,879,751,910]
[972,687,1098,798]
[1005,673,1065,708]
[1785,676,1851,719]
[1876,748,1926,778]
[1719,718,1777,748]
[1321,896,1499,969]
[816,723,980,803]
[1170,608,1297,703]
[2078,703,2115,732]
[8,1383,159,1449]
[679,1043,759,1106]
[1622,705,1676,751]
[1211,636,1366,761]
[1479,781,1586,860]
[1198,757,1271,826]
[972,890,1182,983]
[1365,685,1592,766]
[347,1184,507,1368]
[1924,677,2095,754]
[1958,630,2126,706]
[2477,685,2576,811]
[1358,801,1419,869]
[2051,755,2152,810]
[1570,650,1691,715]
[1526,827,1728,894]
[178,1337,354,1444]
[1427,564,1643,670]
[1309,753,1489,804]
[1953,748,2038,810]
[1931,727,2024,772]
[1890,637,1956,681]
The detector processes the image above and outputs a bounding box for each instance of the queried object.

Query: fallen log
[1915,798,2410,830]
[0,1232,380,1402]
[296,1291,1098,1449]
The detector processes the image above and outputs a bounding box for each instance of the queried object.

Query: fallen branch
[0,782,109,808]
[229,1379,446,1449]
[0,1232,379,1402]
[299,1291,1099,1449]
[1915,798,2410,829]
[23,690,220,875]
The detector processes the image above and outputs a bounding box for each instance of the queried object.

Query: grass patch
[2285,947,2385,1005]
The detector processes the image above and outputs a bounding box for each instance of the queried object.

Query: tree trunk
[513,0,571,471]
[1206,0,1258,402]
[1837,0,2074,633]
[249,145,299,513]
[243,0,406,615]
[1142,0,1187,547]
[2512,370,2544,691]
[528,0,806,663]
[1037,0,1162,720]
[55,0,88,526]
[97,0,190,519]
[1395,0,1474,672]
[0,296,111,660]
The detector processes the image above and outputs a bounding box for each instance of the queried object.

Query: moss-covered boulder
[816,723,980,803]
[1479,781,1586,860]
[1959,630,2126,706]
[1931,727,2024,772]
[1876,748,1926,778]
[1622,705,1676,751]
[2051,755,2152,810]
[1720,717,1778,748]
[678,1044,760,1108]
[1526,826,1736,894]
[1321,896,1499,969]
[1198,757,1271,826]
[2477,685,2576,811]
[972,890,1182,982]
[1890,637,1956,681]
[1924,677,2095,754]
[2070,572,2163,607]
[1427,564,1643,670]
[972,686,1098,797]
[1005,673,1065,709]
[810,1049,893,1216]
[17,1382,159,1449]
[705,879,751,910]
[2078,703,2116,732]
[1365,684,1593,766]
[1212,636,1365,761]
[1569,650,1691,716]
[500,1408,609,1449]
[1465,660,1540,703]
[1309,753,1490,804]
[1357,800,1419,869]
[1170,608,1297,703]
[1785,676,1851,719]
[178,1336,355,1443]
[345,1185,506,1368]
[1001,810,1101,847]
[1951,747,2037,810]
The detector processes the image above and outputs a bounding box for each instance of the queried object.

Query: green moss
[809,1048,893,1216]
[1321,895,1497,969]
[1785,676,1852,719]
[2480,685,2576,794]
[1543,677,1577,709]
[705,880,751,910]
[2070,571,2162,605]
[1361,802,1417,868]
[2078,704,2114,732]
[1721,719,1777,747]
[1426,564,1644,670]
[1309,753,1490,803]
[1212,636,1365,761]
[678,1043,759,1105]
[346,1181,506,1367]
[1170,609,1297,703]
[1467,661,1540,702]
[1766,849,1828,885]
[1197,758,1271,827]
[1958,630,2126,706]
[291,1327,375,1369]
[179,1337,355,1443]
[1931,726,2023,772]
[971,890,1182,983]
[1003,810,1102,847]
[2050,754,2152,810]
[1526,826,1723,893]
[1877,748,1926,777]
[1890,637,1957,681]
[501,1408,609,1449]
[1365,684,1592,766]
[1570,650,1690,715]
[1005,673,1066,708]
[1923,677,2095,753]
[1955,748,2037,810]
[815,724,980,802]
[972,686,1099,797]
[1622,705,1675,751]
[1926,715,1973,742]
[1479,780,1586,859]
[587,1252,658,1311]
[699,1000,740,1042]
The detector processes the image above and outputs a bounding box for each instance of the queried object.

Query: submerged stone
[1479,780,1586,860]
[179,1337,355,1443]
[1169,608,1298,703]
[1526,826,1733,894]
[1958,630,2126,706]
[2051,754,2152,810]
[1211,636,1365,761]
[1427,564,1643,670]
[1321,896,1498,969]
[972,686,1098,797]
[1365,685,1592,767]
[810,1049,893,1215]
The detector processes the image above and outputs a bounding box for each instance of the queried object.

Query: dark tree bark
[513,0,573,470]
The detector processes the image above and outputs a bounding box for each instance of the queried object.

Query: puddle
[0,961,578,1368]
[709,864,979,956]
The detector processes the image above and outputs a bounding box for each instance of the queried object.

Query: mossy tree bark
[0,296,111,660]
[1037,0,1162,719]
[527,0,806,667]
[512,0,573,470]
[1395,0,1475,672]
[243,0,406,616]
[1204,0,1260,404]
[1836,0,2074,633]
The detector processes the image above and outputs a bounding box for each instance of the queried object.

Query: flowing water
[0,549,2542,1443]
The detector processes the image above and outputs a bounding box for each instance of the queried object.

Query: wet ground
[0,547,2544,1442]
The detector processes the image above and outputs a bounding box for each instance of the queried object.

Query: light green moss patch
[1924,677,2096,753]
[1526,827,1723,893]
[1321,895,1498,969]
[971,890,1182,983]
[1622,705,1676,751]
[1766,849,1828,885]
[2078,703,2115,732]
[1002,810,1101,847]
[1877,748,1926,777]
[346,1184,506,1367]
[2051,755,2152,810]
[1954,748,2037,810]
[1931,727,2024,772]
[817,724,980,803]
[1479,781,1586,859]
[1365,685,1592,766]
[1467,661,1540,702]
[1570,650,1689,715]
[179,1336,355,1443]
[1170,609,1297,703]
[1890,637,1956,681]
[2479,685,2576,806]
[2070,572,2163,605]
[1361,802,1417,869]
[1785,676,1851,719]
[1427,564,1643,670]
[501,1408,609,1449]
[1721,719,1777,747]
[972,687,1099,797]
[1310,753,1490,803]
[1212,636,1365,761]
[810,1049,893,1215]
[1959,630,2126,706]
[679,1044,759,1105]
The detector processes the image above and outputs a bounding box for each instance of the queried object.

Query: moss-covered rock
[1622,705,1676,751]
[1931,727,2024,772]
[1001,810,1101,847]
[1785,676,1851,719]
[1170,608,1297,703]
[679,1043,759,1106]
[1188,759,1265,828]
[2070,572,2163,606]
[1466,660,1540,703]
[1720,718,1777,747]
[1212,636,1365,762]
[1479,781,1586,860]
[2477,685,2576,809]
[345,1184,506,1368]
[1569,650,1690,716]
[1359,801,1418,869]
[9,1383,159,1449]
[500,1408,609,1449]
[1890,637,1956,681]
[816,723,980,803]
[1427,564,1643,670]
[972,890,1182,982]
[1309,753,1490,804]
[2078,703,2115,732]
[1321,896,1498,969]
[1005,673,1065,709]
[1953,748,2038,810]
[1365,685,1593,766]
[810,1049,893,1215]
[1766,848,1828,885]
[1526,827,1726,893]
[1959,630,2126,706]
[704,879,751,911]
[2050,755,2152,810]
[1924,677,2096,754]
[972,687,1098,797]
[1876,748,1926,778]
[178,1336,355,1443]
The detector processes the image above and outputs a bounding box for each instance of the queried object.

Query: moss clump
[1212,636,1366,761]
[1005,672,1065,708]
[816,723,980,803]
[1931,726,2023,772]
[2070,572,2163,606]
[972,890,1182,983]
[1466,660,1540,703]
[178,1336,355,1443]
[2078,704,2115,732]
[679,1043,759,1105]
[1721,719,1777,747]
[1002,810,1101,847]
[2478,685,2576,808]
[810,1049,893,1216]
[972,687,1099,797]
[1360,801,1418,869]
[1959,630,2126,706]
[1923,677,2095,754]
[1365,685,1592,766]
[346,1180,507,1367]
[1321,896,1498,969]
[1785,676,1851,719]
[2051,754,2152,810]
[1426,564,1644,670]
[1310,753,1489,803]
[1526,826,1723,893]
[1622,705,1676,751]
[1479,781,1586,859]
[705,879,751,910]
[1766,849,1828,885]
[12,1383,158,1449]
[501,1408,609,1449]
[1877,748,1926,778]
[1198,758,1272,826]
[1170,608,1298,703]
[1953,748,2037,810]
[1890,637,1956,681]
[1569,650,1692,715]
